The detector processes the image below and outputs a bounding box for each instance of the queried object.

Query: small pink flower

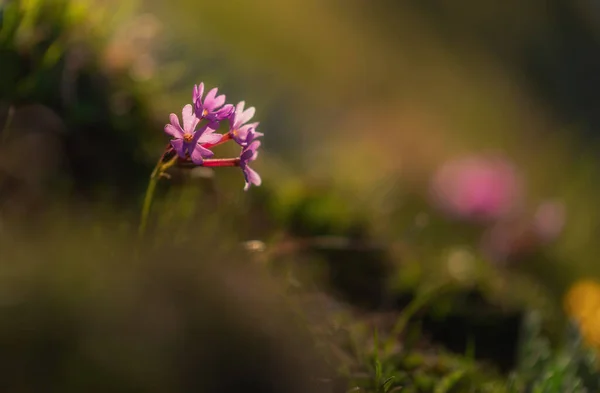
[193,82,234,125]
[164,104,221,165]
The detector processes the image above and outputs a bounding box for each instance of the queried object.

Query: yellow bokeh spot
[564,279,600,351]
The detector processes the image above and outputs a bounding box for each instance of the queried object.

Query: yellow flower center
[202,109,208,117]
[183,133,193,143]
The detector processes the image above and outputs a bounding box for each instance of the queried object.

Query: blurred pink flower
[430,154,523,222]
[533,200,566,243]
[480,200,566,264]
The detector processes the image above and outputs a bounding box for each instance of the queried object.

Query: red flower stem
[201,132,232,149]
[201,158,240,167]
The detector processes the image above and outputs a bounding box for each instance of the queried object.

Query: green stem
[138,160,162,240]
[138,151,178,240]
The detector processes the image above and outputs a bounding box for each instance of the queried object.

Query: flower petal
[190,144,214,165]
[171,139,186,158]
[240,149,254,163]
[236,101,245,116]
[181,104,199,133]
[194,99,204,118]
[239,123,260,137]
[209,94,226,111]
[248,140,261,153]
[247,167,262,186]
[242,122,260,131]
[193,83,204,103]
[204,88,218,107]
[191,123,210,145]
[214,104,234,121]
[169,113,182,129]
[243,166,261,191]
[238,106,255,125]
[164,124,183,138]
[232,128,250,145]
[198,131,223,144]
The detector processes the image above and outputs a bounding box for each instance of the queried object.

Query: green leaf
[433,369,467,393]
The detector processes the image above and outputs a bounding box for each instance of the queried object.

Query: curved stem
[138,159,163,240]
[138,146,177,240]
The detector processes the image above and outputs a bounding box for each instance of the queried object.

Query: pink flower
[430,154,523,222]
[164,104,221,165]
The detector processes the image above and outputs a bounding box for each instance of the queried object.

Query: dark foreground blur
[0,215,331,393]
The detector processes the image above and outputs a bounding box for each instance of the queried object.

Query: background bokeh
[2,0,600,391]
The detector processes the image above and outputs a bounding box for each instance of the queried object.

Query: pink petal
[164,124,183,138]
[181,104,199,133]
[205,88,218,104]
[234,127,250,141]
[191,123,211,145]
[239,122,259,134]
[170,139,186,158]
[190,144,214,165]
[198,132,223,144]
[238,106,255,125]
[248,140,261,152]
[236,101,245,115]
[211,94,226,109]
[245,167,261,190]
[193,83,204,103]
[214,104,234,119]
[240,122,259,132]
[169,113,181,129]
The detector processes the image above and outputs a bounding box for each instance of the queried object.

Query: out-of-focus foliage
[507,312,600,393]
[0,0,164,206]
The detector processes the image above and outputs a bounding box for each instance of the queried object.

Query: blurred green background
[3,0,600,391]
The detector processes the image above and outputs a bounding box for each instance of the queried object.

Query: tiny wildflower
[228,101,263,146]
[144,84,264,239]
[239,129,262,191]
[164,104,221,165]
[193,82,234,124]
[160,83,263,190]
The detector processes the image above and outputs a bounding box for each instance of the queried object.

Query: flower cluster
[164,82,263,190]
